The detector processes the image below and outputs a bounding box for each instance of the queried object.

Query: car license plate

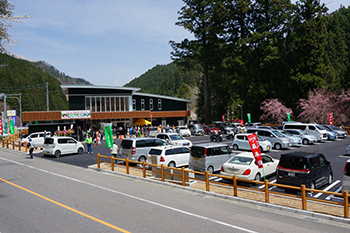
[194,157,199,161]
[198,132,201,135]
[267,147,270,150]
[288,172,295,177]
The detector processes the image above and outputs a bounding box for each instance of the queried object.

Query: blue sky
[7,0,350,87]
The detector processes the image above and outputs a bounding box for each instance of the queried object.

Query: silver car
[231,134,272,152]
[322,125,348,138]
[246,128,292,150]
[283,129,317,145]
[279,130,302,147]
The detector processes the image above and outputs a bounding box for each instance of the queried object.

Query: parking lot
[34,132,350,202]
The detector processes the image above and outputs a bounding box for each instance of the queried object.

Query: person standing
[28,138,35,159]
[111,141,119,164]
[85,135,93,154]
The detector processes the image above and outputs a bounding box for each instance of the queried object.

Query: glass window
[136,140,146,148]
[111,97,115,111]
[158,99,162,110]
[101,97,105,112]
[141,99,145,110]
[96,97,101,112]
[92,97,96,112]
[106,97,110,111]
[121,97,125,111]
[150,99,153,110]
[86,97,90,110]
[165,149,173,155]
[133,99,136,111]
[116,97,120,111]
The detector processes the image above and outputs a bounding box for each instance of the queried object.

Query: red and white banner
[329,113,333,125]
[0,119,3,134]
[239,120,244,125]
[247,134,263,168]
[222,115,225,122]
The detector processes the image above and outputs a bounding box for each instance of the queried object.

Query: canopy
[133,118,152,125]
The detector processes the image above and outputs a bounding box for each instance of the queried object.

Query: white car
[21,131,51,148]
[43,136,84,158]
[176,126,191,137]
[146,145,191,167]
[231,134,272,152]
[220,152,279,181]
[343,158,350,192]
[156,133,192,147]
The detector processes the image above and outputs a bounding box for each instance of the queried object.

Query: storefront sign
[247,134,263,169]
[61,110,91,119]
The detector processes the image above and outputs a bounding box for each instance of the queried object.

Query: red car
[204,125,221,135]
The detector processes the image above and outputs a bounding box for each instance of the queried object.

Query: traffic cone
[119,135,122,140]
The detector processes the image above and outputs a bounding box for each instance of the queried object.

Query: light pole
[6,93,22,127]
[237,104,243,121]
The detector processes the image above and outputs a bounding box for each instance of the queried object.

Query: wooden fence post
[161,164,165,182]
[182,167,185,186]
[111,155,114,172]
[142,161,146,178]
[126,158,129,174]
[205,171,210,192]
[233,175,238,197]
[97,153,100,168]
[301,185,307,210]
[343,191,349,218]
[264,179,269,203]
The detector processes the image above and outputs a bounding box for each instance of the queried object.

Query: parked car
[283,129,317,145]
[278,130,302,147]
[221,152,279,181]
[323,127,338,140]
[21,131,51,148]
[189,143,234,173]
[204,125,221,135]
[43,136,84,158]
[176,126,191,137]
[322,125,348,138]
[146,145,191,167]
[283,123,328,142]
[231,134,272,152]
[213,121,235,134]
[119,137,167,163]
[245,122,263,128]
[148,127,159,137]
[231,123,246,134]
[343,159,350,192]
[187,124,205,136]
[246,128,292,150]
[156,133,192,147]
[346,145,350,155]
[276,151,333,190]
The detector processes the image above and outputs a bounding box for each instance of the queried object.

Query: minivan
[246,128,292,150]
[43,136,84,158]
[119,137,167,163]
[276,151,333,190]
[283,123,328,142]
[189,143,234,173]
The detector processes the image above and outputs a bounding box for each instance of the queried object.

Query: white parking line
[325,186,343,200]
[209,176,223,182]
[313,180,341,198]
[258,179,276,189]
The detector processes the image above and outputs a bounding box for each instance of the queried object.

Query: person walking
[111,141,119,164]
[85,135,93,154]
[28,138,36,159]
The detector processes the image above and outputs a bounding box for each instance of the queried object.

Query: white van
[283,123,328,142]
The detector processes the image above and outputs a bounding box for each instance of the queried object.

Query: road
[1,149,349,233]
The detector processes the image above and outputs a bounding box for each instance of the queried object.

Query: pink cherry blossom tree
[260,99,293,124]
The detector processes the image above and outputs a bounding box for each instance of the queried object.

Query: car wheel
[259,146,263,152]
[233,144,239,150]
[210,137,214,142]
[254,173,261,182]
[207,166,214,174]
[78,147,83,154]
[310,181,315,190]
[302,139,309,145]
[218,137,222,142]
[54,150,61,158]
[274,143,282,150]
[138,156,146,163]
[328,173,333,184]
[168,161,176,167]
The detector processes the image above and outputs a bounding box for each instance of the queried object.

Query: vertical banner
[222,115,225,122]
[329,113,333,125]
[0,119,3,134]
[287,113,291,122]
[104,123,113,148]
[3,119,8,134]
[9,118,14,134]
[239,120,244,125]
[247,113,251,123]
[247,134,264,169]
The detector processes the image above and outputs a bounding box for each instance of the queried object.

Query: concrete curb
[88,164,350,225]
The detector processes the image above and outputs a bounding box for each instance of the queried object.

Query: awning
[133,118,152,125]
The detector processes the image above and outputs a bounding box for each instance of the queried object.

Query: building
[22,85,192,133]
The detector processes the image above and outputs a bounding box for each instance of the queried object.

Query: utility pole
[46,82,49,111]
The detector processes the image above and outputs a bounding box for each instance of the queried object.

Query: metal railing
[97,153,350,219]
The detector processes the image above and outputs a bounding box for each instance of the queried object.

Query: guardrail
[96,153,350,219]
[1,138,28,153]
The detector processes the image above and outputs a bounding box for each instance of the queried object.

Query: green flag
[9,119,14,134]
[287,113,291,122]
[247,113,251,123]
[104,124,113,148]
[3,120,8,134]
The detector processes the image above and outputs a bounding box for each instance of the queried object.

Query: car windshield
[169,134,185,140]
[329,125,340,130]
[178,127,187,130]
[279,155,309,170]
[228,156,253,165]
[281,131,292,136]
[299,130,308,135]
[257,136,265,141]
[194,125,203,129]
[272,130,284,137]
[148,149,162,155]
[316,125,325,130]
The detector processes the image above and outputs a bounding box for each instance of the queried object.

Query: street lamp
[237,104,243,121]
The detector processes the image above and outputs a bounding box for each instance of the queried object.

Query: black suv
[276,151,333,189]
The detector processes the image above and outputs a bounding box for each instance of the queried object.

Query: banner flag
[247,113,251,123]
[9,118,14,134]
[247,134,263,169]
[0,119,3,134]
[3,119,8,134]
[287,113,291,122]
[104,124,113,148]
[222,115,225,122]
[329,113,333,125]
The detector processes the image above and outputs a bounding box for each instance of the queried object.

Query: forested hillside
[32,61,92,85]
[0,54,68,113]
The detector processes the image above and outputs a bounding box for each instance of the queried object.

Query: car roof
[233,152,267,158]
[122,137,159,141]
[281,151,323,158]
[192,143,229,148]
[150,145,186,150]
